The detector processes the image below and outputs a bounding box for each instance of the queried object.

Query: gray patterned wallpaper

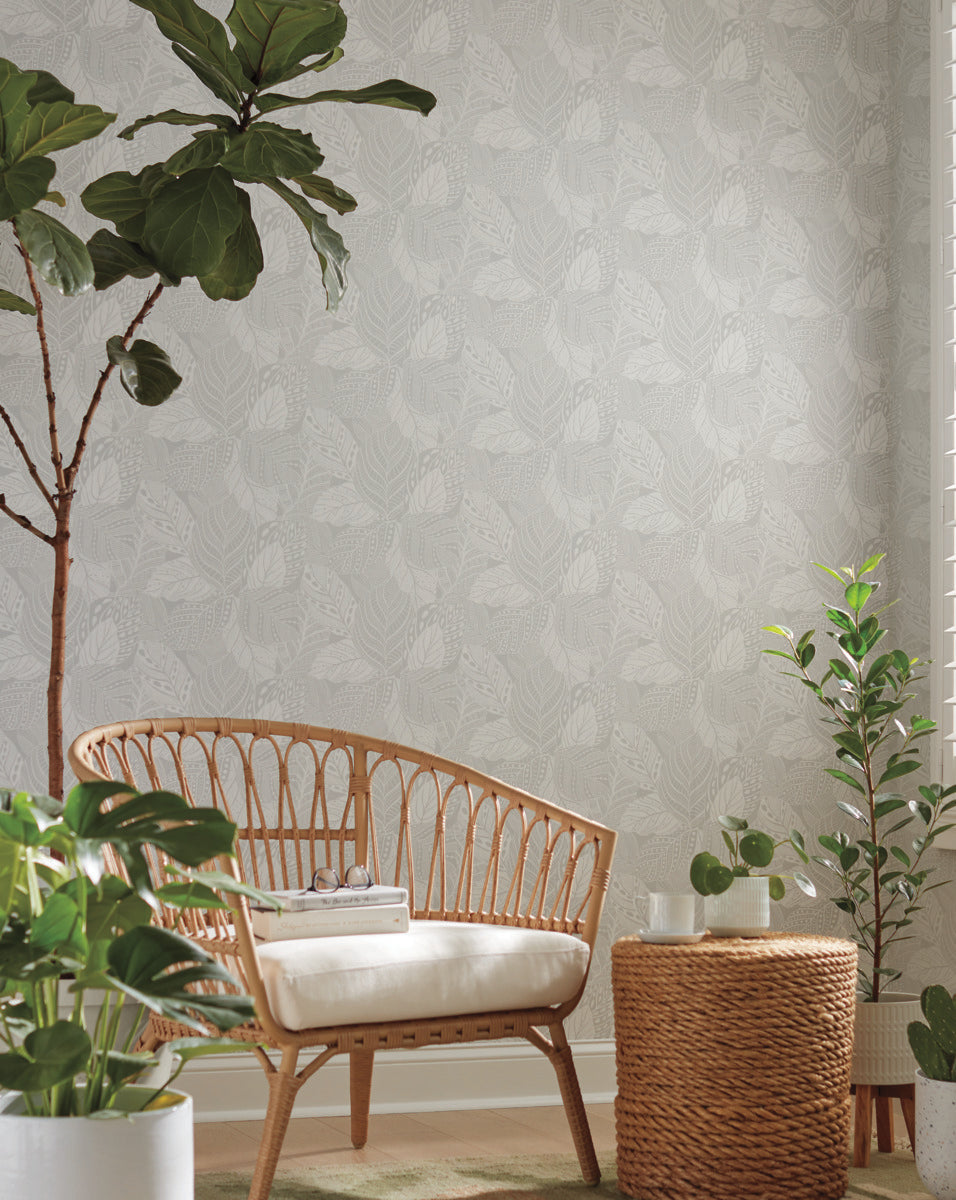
[0,0,948,1042]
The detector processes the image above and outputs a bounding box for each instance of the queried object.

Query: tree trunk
[46,496,72,801]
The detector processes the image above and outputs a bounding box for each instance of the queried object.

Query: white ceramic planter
[916,1070,956,1200]
[0,1087,194,1200]
[852,993,922,1085]
[704,875,770,937]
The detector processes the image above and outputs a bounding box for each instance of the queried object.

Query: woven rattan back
[69,718,615,948]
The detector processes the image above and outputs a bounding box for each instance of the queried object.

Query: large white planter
[916,1070,956,1200]
[0,1086,194,1200]
[704,875,770,937]
[852,993,922,1085]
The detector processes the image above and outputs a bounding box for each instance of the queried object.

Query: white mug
[647,891,696,935]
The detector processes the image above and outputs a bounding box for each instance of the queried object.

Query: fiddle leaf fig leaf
[264,177,347,308]
[163,129,230,175]
[106,336,182,406]
[226,0,346,88]
[81,166,163,241]
[142,165,242,277]
[0,155,56,221]
[129,0,246,92]
[218,122,323,180]
[119,108,235,140]
[87,229,160,290]
[0,59,36,162]
[170,43,242,110]
[0,287,35,314]
[9,101,115,161]
[293,172,356,214]
[197,186,262,301]
[255,78,438,117]
[24,70,74,106]
[14,209,94,296]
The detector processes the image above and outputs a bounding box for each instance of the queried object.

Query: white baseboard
[180,1038,616,1123]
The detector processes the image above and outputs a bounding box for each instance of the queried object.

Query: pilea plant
[764,554,956,1000]
[690,815,815,901]
[0,0,436,799]
[908,985,956,1081]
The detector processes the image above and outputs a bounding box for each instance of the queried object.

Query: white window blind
[934,1,956,845]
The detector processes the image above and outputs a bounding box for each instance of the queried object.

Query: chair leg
[546,1022,600,1186]
[349,1048,375,1148]
[248,1046,302,1200]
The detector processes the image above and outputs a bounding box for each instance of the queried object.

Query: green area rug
[195,1150,930,1200]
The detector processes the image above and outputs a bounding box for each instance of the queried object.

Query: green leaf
[118,109,235,140]
[107,926,255,1032]
[825,768,866,794]
[0,1022,91,1092]
[106,336,183,407]
[878,759,921,786]
[9,101,115,161]
[170,44,243,110]
[0,59,36,163]
[218,122,323,181]
[761,624,793,639]
[129,0,245,92]
[155,880,230,909]
[705,863,734,894]
[835,799,866,824]
[226,0,346,88]
[14,209,94,296]
[0,154,56,221]
[813,561,849,584]
[890,845,912,868]
[104,1049,158,1087]
[690,851,720,896]
[86,229,164,291]
[255,79,438,117]
[768,875,785,901]
[142,166,242,277]
[81,166,162,241]
[264,177,347,309]
[163,129,230,175]
[739,830,774,869]
[197,186,262,301]
[25,70,74,106]
[908,1022,951,1081]
[860,553,885,574]
[792,871,816,897]
[717,815,748,832]
[30,890,87,956]
[0,286,35,314]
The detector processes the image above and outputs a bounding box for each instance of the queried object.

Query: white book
[251,884,408,913]
[251,902,410,942]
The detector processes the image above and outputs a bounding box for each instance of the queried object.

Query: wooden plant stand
[851,1083,916,1167]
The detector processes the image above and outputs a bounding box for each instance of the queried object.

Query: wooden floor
[195,1103,617,1173]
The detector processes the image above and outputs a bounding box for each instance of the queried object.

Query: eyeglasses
[306,864,373,894]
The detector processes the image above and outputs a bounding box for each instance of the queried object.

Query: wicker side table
[612,933,857,1200]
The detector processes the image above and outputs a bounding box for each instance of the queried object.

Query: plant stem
[47,496,72,801]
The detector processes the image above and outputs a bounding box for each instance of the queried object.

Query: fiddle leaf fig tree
[0,0,436,799]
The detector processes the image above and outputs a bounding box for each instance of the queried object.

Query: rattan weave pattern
[612,933,857,1200]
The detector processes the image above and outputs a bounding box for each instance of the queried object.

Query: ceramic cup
[647,891,696,935]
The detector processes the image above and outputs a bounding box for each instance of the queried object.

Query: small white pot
[704,875,770,937]
[0,1086,194,1200]
[852,993,922,1085]
[916,1069,956,1200]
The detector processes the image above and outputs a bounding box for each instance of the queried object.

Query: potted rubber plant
[908,985,956,1200]
[763,553,956,1088]
[690,815,815,936]
[0,0,436,801]
[0,782,273,1200]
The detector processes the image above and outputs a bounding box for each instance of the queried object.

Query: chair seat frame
[69,718,616,1200]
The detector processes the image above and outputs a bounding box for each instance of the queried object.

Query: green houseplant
[0,0,436,800]
[690,814,815,901]
[908,986,956,1200]
[763,554,956,1001]
[0,781,273,1197]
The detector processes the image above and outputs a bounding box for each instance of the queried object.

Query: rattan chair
[68,718,616,1200]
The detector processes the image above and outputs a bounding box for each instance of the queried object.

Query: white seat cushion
[255,920,591,1031]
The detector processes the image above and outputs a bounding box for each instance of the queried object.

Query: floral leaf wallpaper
[0,0,943,1041]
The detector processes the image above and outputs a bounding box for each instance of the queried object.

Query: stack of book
[250,883,409,942]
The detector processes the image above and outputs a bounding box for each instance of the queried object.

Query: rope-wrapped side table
[613,933,857,1200]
